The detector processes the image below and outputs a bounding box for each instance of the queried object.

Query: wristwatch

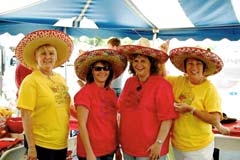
[156,139,163,144]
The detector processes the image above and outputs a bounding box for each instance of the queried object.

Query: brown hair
[183,58,206,73]
[86,60,114,88]
[128,54,159,75]
[107,38,121,47]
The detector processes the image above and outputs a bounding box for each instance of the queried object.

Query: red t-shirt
[118,75,177,157]
[15,63,32,97]
[74,83,118,157]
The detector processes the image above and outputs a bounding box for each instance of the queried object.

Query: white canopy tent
[0,0,239,119]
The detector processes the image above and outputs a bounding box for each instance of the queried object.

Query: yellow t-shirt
[166,75,221,151]
[17,70,70,149]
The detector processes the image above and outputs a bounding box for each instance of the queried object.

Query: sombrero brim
[74,49,127,81]
[169,47,223,76]
[15,30,73,70]
[118,45,168,64]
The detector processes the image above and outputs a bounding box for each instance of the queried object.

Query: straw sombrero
[169,47,223,76]
[137,37,151,47]
[15,29,73,70]
[118,45,168,64]
[74,49,127,81]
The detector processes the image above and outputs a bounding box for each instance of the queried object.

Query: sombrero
[169,47,223,76]
[137,37,151,47]
[15,29,73,70]
[118,45,168,64]
[74,49,127,81]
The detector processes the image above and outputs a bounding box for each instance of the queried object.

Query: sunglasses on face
[92,66,110,71]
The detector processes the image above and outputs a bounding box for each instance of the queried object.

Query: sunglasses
[92,66,110,71]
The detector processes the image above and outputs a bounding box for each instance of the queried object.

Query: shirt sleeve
[156,79,178,120]
[74,85,91,110]
[17,76,37,110]
[203,82,222,113]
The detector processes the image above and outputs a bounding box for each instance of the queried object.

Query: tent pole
[73,0,92,27]
[152,28,159,47]
[63,27,68,82]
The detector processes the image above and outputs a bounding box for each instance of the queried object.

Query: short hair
[183,58,206,73]
[107,38,121,47]
[34,44,57,56]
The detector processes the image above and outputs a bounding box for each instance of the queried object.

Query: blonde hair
[35,44,57,56]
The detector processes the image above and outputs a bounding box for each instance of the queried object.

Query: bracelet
[190,108,196,114]
[156,139,163,144]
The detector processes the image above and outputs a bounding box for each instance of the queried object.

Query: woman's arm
[147,120,172,159]
[191,109,230,135]
[174,103,230,135]
[76,106,96,160]
[21,109,37,159]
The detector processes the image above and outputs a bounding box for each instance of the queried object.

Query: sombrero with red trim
[118,45,168,64]
[169,47,223,76]
[15,29,73,70]
[74,49,127,81]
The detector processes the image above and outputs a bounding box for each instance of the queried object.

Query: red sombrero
[118,45,168,64]
[74,49,127,81]
[15,29,73,70]
[169,47,223,76]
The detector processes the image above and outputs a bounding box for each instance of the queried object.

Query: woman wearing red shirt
[74,49,127,160]
[118,45,177,160]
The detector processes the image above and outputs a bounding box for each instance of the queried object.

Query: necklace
[39,70,55,83]
[47,74,54,82]
[136,75,149,91]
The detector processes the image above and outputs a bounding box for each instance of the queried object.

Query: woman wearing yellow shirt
[15,30,73,160]
[165,47,229,160]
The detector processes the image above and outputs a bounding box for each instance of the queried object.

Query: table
[0,119,78,152]
[0,138,22,157]
[214,134,240,151]
[213,120,240,150]
[0,119,78,158]
[213,120,240,160]
[213,120,240,137]
[0,138,22,151]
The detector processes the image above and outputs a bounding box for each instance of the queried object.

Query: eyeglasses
[92,66,110,71]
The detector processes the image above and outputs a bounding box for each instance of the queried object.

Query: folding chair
[0,145,26,160]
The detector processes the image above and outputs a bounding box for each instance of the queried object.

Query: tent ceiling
[0,0,240,40]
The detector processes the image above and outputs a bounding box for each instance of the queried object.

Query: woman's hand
[215,123,230,135]
[147,142,162,160]
[219,125,230,135]
[27,147,37,160]
[86,152,96,160]
[174,102,192,114]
